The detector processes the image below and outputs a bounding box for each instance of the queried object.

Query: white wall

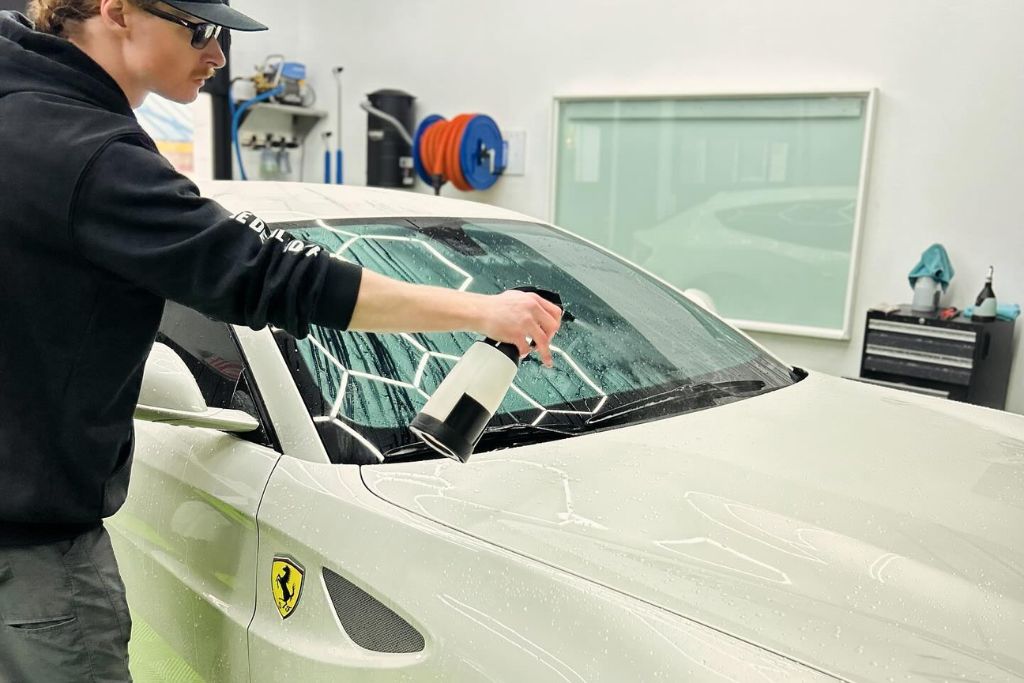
[232,0,1024,413]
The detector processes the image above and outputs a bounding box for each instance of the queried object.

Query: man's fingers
[529,323,555,367]
[535,295,563,320]
[526,296,560,368]
[486,291,562,366]
[534,308,560,343]
[515,338,532,359]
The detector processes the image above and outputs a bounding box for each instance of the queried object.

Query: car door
[108,302,282,682]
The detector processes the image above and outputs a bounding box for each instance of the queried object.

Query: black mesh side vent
[322,567,425,653]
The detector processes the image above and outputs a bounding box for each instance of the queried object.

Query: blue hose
[229,85,285,181]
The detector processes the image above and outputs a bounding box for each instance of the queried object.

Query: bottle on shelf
[973,265,998,322]
[259,134,280,180]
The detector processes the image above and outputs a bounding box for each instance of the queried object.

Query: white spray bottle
[409,288,562,462]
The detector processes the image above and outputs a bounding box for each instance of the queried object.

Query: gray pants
[0,525,131,682]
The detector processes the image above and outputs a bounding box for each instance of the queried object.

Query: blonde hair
[27,0,154,38]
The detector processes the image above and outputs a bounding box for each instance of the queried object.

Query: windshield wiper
[381,380,767,461]
[585,379,766,427]
[383,422,587,461]
[476,422,587,447]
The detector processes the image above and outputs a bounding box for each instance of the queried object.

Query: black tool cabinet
[858,306,1015,409]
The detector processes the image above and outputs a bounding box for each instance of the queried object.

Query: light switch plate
[503,129,526,175]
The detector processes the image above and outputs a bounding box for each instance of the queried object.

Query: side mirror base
[134,404,260,433]
[136,342,259,434]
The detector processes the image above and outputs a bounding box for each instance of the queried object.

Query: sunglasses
[142,4,223,49]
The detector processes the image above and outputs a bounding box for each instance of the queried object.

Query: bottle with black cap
[409,288,562,463]
[973,266,998,322]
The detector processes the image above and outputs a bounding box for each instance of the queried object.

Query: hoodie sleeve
[70,135,362,338]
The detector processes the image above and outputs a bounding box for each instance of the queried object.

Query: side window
[156,301,278,450]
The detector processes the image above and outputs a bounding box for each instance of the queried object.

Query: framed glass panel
[553,92,876,339]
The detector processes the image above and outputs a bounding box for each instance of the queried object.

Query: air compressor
[251,55,314,107]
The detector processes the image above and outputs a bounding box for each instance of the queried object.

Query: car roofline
[197,180,537,224]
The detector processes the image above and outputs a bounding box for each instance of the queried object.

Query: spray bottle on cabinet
[973,266,998,322]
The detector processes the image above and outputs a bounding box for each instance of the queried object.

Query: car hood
[361,372,1024,681]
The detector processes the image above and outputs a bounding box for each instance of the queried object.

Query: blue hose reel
[412,114,507,191]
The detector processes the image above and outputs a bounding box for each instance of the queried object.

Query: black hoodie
[0,12,363,545]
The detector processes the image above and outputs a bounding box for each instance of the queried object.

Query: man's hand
[478,290,563,367]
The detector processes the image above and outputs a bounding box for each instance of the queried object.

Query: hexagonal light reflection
[303,230,608,461]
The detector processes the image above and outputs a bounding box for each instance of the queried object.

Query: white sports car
[112,181,1024,682]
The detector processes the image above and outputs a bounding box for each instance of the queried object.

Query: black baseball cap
[160,1,268,31]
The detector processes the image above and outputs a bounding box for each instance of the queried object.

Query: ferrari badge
[271,556,305,619]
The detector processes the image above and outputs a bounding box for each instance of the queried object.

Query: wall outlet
[503,129,526,175]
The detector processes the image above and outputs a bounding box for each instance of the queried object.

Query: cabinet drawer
[863,354,972,385]
[867,319,976,343]
[865,330,974,361]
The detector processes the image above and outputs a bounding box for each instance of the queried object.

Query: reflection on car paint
[372,458,609,531]
[438,594,588,682]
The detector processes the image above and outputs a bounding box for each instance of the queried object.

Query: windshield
[272,218,796,464]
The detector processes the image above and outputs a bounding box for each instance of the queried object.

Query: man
[0,1,562,679]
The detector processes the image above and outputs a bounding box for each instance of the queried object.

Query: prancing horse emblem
[271,556,304,619]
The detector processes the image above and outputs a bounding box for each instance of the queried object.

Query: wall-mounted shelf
[236,102,327,141]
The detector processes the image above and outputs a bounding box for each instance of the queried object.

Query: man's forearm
[343,269,563,366]
[346,269,489,333]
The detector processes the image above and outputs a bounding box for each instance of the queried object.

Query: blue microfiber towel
[908,243,955,292]
[964,303,1020,322]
